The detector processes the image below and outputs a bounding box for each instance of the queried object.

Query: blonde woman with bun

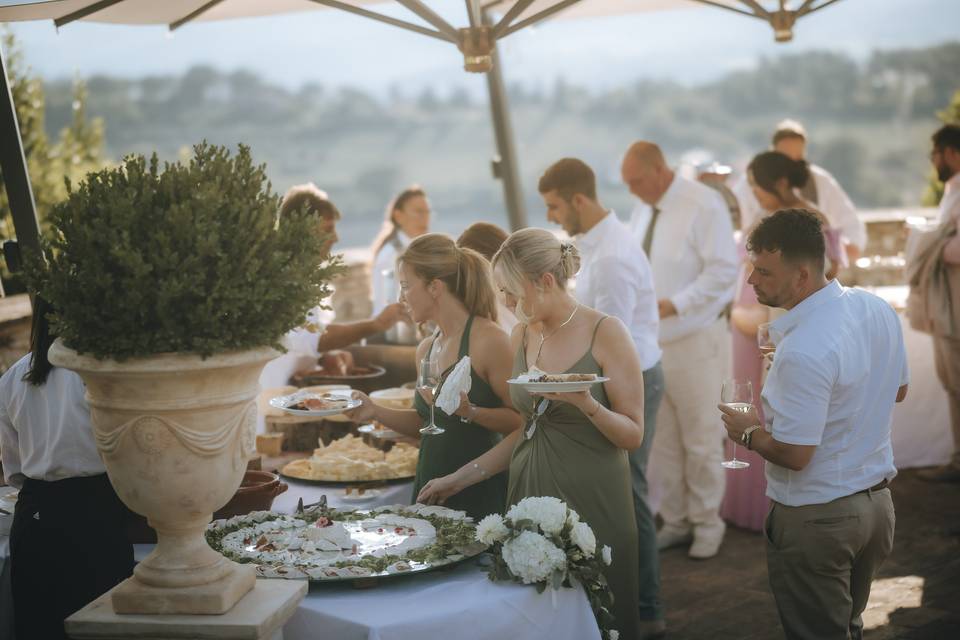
[348,233,521,520]
[418,228,646,640]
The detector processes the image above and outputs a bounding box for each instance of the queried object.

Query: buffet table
[1,479,601,640]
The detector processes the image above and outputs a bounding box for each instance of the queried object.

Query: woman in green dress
[348,233,521,520]
[418,228,646,640]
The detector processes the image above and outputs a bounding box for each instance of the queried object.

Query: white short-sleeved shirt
[576,212,661,370]
[761,281,908,506]
[0,355,105,488]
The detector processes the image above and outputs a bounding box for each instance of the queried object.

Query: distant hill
[40,42,960,245]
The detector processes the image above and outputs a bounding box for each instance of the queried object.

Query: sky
[3,0,957,97]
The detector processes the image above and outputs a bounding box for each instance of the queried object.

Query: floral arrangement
[477,496,617,640]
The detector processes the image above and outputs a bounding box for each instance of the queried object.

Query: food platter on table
[507,369,610,394]
[269,389,361,417]
[205,501,485,583]
[279,434,418,484]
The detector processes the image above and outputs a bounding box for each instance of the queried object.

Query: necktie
[642,206,661,256]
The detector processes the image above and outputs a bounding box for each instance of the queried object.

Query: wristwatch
[741,425,762,450]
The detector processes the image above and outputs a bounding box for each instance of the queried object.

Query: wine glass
[418,356,445,435]
[720,378,752,470]
[757,322,775,364]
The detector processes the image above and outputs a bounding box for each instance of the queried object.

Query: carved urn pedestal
[49,340,279,615]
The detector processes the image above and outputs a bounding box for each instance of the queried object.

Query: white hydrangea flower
[570,521,597,556]
[476,513,509,545]
[566,508,580,527]
[501,530,567,584]
[601,545,612,566]
[608,630,619,640]
[506,496,567,536]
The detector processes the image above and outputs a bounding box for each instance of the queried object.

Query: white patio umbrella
[0,0,844,250]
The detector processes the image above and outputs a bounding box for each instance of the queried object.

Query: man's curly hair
[746,208,825,271]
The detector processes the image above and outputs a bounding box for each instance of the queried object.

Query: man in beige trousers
[720,209,907,639]
[623,142,738,559]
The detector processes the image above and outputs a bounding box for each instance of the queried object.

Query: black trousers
[10,474,133,640]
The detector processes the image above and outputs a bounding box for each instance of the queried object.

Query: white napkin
[436,356,472,415]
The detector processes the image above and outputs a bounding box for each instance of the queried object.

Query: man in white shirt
[622,141,739,559]
[538,158,666,637]
[720,209,908,640]
[733,119,866,261]
[918,124,960,482]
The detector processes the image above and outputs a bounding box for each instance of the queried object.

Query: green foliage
[923,88,960,206]
[0,30,106,244]
[27,142,342,360]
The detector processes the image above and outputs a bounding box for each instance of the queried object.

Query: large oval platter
[205,503,486,583]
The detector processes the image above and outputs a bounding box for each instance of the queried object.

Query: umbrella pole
[0,41,41,260]
[482,11,526,231]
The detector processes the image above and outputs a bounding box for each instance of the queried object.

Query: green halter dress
[507,317,641,640]
[412,315,508,521]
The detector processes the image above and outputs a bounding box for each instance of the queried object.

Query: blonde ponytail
[400,233,497,321]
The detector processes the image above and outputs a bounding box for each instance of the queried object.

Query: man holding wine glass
[718,209,908,640]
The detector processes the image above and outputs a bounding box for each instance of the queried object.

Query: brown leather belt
[854,479,889,496]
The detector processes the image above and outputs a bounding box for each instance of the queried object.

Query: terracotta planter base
[111,564,256,615]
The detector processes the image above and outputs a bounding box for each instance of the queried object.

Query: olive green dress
[413,315,507,521]
[507,317,640,640]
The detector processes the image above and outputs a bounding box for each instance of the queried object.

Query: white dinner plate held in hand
[507,377,610,393]
[269,389,361,417]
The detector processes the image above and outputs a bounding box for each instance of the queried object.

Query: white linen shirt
[761,280,908,507]
[576,212,661,370]
[628,175,738,344]
[937,172,960,224]
[0,355,104,488]
[734,163,867,251]
[371,231,411,314]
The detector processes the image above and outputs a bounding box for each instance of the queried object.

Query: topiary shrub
[28,142,342,360]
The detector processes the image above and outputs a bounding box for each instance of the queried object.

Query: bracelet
[460,404,478,424]
[472,462,488,478]
[586,398,602,418]
[741,425,762,450]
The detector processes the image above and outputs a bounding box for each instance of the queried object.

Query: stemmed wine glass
[720,378,752,469]
[418,355,445,435]
[757,322,775,364]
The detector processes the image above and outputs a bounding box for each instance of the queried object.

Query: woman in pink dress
[722,152,844,532]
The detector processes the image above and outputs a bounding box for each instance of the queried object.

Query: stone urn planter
[49,340,279,615]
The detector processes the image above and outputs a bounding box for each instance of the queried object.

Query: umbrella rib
[169,0,229,32]
[500,0,585,38]
[54,0,127,28]
[491,0,538,39]
[393,0,460,40]
[800,0,846,17]
[465,0,481,29]
[481,0,508,11]
[305,0,457,42]
[737,0,772,18]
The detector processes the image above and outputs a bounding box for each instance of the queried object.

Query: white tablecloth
[283,559,601,640]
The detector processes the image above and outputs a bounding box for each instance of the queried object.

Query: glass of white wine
[418,355,445,435]
[720,378,753,469]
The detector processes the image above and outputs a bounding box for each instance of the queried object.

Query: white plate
[357,423,404,439]
[269,390,361,417]
[507,377,610,393]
